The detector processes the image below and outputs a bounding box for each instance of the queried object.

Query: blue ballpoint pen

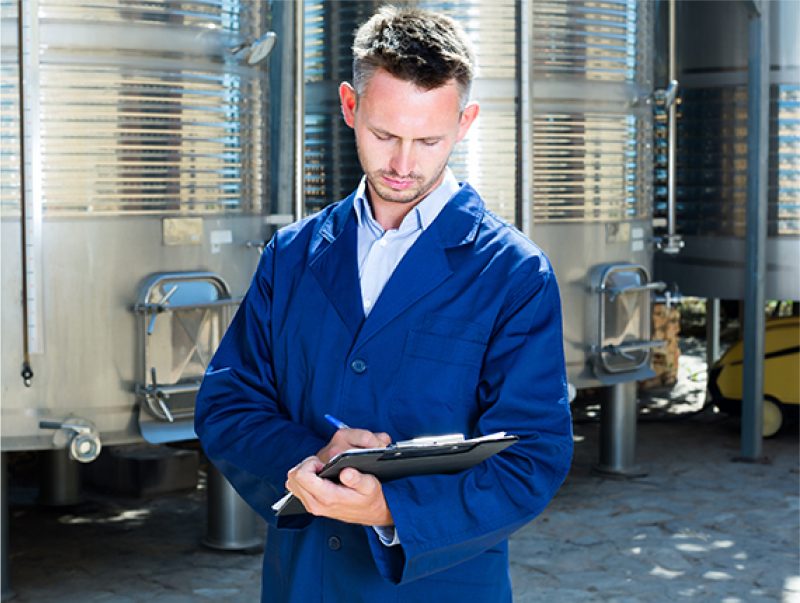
[324,414,350,430]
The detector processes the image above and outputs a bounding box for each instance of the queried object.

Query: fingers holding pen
[318,428,392,464]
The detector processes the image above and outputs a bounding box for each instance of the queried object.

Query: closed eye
[372,130,392,142]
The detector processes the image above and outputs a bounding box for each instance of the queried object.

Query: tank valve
[39,418,103,463]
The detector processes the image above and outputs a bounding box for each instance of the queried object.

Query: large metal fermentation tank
[1,1,271,452]
[526,0,658,387]
[303,0,518,223]
[654,0,799,300]
[303,0,659,389]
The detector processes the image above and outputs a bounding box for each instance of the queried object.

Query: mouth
[381,175,417,190]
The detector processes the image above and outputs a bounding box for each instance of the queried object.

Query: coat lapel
[308,196,365,337]
[355,184,485,348]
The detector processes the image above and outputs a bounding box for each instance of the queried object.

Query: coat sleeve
[368,259,574,584]
[194,239,327,527]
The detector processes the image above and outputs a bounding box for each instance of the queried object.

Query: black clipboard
[273,432,518,516]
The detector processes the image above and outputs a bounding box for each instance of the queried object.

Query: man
[195,6,573,602]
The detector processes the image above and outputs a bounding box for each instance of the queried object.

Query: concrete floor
[4,344,799,602]
[5,415,798,602]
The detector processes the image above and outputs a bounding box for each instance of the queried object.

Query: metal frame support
[38,449,82,506]
[706,298,721,369]
[1,453,12,601]
[203,463,262,551]
[269,1,298,221]
[741,0,770,459]
[518,0,532,238]
[593,382,646,477]
[293,0,305,222]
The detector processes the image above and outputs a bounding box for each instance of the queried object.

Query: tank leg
[706,298,721,368]
[38,449,81,506]
[203,463,262,551]
[1,453,13,602]
[594,382,647,477]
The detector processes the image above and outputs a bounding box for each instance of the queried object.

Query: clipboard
[273,432,518,516]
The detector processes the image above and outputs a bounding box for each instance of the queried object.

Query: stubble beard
[359,147,449,206]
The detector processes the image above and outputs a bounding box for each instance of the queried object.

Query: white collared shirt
[353,168,460,317]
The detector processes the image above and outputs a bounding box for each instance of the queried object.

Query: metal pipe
[656,0,684,256]
[594,382,645,477]
[204,463,262,551]
[666,0,677,239]
[518,0,533,237]
[741,0,769,459]
[706,298,721,369]
[293,0,305,222]
[270,1,297,221]
[16,0,35,386]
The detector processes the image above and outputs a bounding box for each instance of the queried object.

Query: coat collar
[314,182,484,250]
[308,183,486,343]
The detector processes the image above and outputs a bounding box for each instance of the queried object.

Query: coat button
[328,536,342,551]
[350,358,367,374]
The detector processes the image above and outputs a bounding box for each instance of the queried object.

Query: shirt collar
[353,167,460,233]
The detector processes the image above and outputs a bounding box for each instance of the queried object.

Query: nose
[389,140,415,177]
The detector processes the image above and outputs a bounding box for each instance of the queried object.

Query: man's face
[339,69,478,208]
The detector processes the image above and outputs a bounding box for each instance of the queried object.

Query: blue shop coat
[195,183,573,603]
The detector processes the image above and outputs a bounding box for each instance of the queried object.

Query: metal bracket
[229,31,277,65]
[597,340,666,362]
[133,272,238,426]
[599,280,667,303]
[653,234,685,255]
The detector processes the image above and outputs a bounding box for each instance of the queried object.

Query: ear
[455,101,480,143]
[339,82,357,128]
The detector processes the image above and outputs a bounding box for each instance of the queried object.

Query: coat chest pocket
[389,318,488,437]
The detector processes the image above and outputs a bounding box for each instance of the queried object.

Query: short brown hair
[352,5,474,110]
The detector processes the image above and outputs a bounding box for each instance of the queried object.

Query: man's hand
[286,457,393,526]
[316,428,391,464]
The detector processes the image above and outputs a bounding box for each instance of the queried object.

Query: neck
[368,195,416,230]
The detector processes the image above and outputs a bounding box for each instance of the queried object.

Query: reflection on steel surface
[676,84,799,237]
[0,0,268,216]
[532,0,651,84]
[532,112,651,222]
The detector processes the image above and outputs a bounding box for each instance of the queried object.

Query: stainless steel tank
[302,0,659,389]
[654,0,800,300]
[525,0,659,388]
[1,0,273,452]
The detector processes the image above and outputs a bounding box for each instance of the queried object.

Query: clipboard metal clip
[394,434,465,448]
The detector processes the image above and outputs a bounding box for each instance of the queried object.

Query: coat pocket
[389,324,488,438]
